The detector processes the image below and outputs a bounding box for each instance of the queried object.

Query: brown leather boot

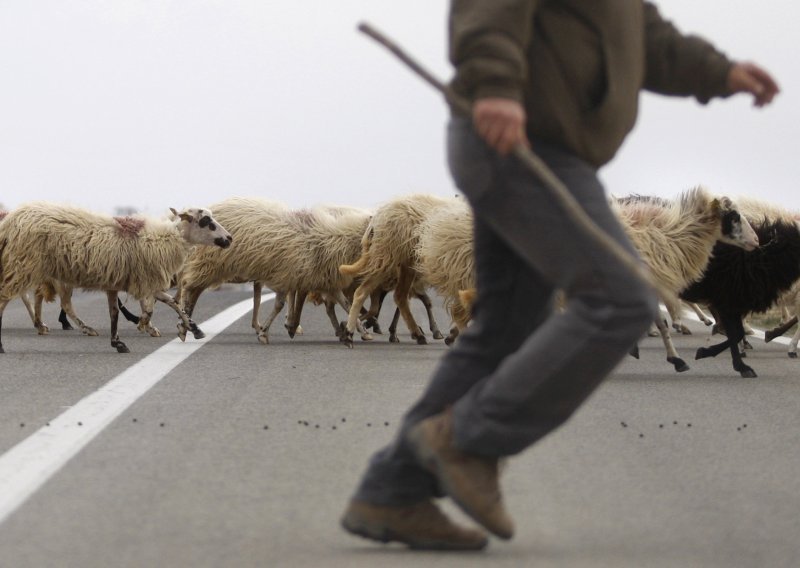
[407,410,514,539]
[340,499,488,551]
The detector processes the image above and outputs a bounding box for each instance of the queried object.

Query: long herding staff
[358,22,676,304]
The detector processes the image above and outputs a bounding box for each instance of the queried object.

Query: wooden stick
[357,22,676,304]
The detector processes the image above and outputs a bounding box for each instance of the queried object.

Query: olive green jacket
[449,0,733,167]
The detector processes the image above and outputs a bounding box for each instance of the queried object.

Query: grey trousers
[352,117,658,506]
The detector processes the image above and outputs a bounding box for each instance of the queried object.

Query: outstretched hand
[472,98,530,155]
[727,62,780,107]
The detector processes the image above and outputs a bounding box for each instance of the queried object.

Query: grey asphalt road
[0,289,798,568]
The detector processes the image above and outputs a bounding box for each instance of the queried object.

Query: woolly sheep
[339,193,456,348]
[681,217,800,377]
[613,187,759,372]
[0,202,232,353]
[414,197,475,344]
[179,197,374,344]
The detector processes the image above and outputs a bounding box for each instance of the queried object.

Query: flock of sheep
[1,187,799,379]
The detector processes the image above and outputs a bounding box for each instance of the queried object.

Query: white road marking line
[0,293,275,525]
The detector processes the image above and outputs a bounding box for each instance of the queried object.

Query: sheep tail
[339,223,374,277]
[339,251,370,277]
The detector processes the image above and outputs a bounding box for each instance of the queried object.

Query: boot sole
[407,425,514,540]
[341,517,487,551]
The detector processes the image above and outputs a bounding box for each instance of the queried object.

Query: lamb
[178,197,375,344]
[414,197,475,345]
[0,202,232,353]
[338,193,456,348]
[613,187,759,372]
[681,217,800,377]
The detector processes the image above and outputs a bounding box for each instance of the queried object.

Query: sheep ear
[179,212,194,223]
[710,198,721,215]
[170,207,178,217]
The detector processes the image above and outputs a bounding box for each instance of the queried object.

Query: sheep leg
[106,290,130,353]
[724,316,756,378]
[360,289,387,334]
[135,296,160,337]
[388,307,402,343]
[788,324,800,359]
[445,298,471,346]
[257,290,287,345]
[0,299,8,353]
[343,277,381,348]
[696,313,755,378]
[667,302,691,336]
[60,286,98,336]
[285,289,308,338]
[324,296,342,336]
[251,282,263,331]
[414,289,444,340]
[178,286,205,339]
[27,290,50,335]
[332,290,372,341]
[686,301,713,327]
[117,298,140,324]
[764,316,798,342]
[394,266,425,345]
[654,316,689,372]
[155,290,204,341]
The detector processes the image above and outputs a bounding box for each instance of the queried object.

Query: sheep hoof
[192,329,205,340]
[146,326,161,338]
[177,324,188,342]
[742,339,753,350]
[444,335,455,346]
[788,352,797,359]
[360,332,374,341]
[680,326,692,335]
[764,331,777,343]
[257,333,269,345]
[338,323,354,348]
[36,324,50,335]
[0,345,4,354]
[667,357,689,373]
[629,344,640,359]
[389,334,400,343]
[371,324,383,335]
[415,335,427,346]
[83,327,98,337]
[739,367,757,378]
[58,311,74,330]
[114,342,130,353]
[695,347,711,360]
[295,325,304,336]
[432,330,444,340]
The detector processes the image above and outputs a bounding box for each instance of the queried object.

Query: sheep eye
[199,215,211,228]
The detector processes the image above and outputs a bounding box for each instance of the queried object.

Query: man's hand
[727,62,780,107]
[472,98,530,155]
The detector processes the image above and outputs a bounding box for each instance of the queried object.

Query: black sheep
[681,218,800,377]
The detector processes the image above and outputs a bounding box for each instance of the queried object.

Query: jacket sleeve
[643,2,734,104]
[449,0,539,103]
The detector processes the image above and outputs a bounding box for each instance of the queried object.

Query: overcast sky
[0,1,796,216]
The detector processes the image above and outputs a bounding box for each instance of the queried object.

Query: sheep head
[170,207,233,249]
[715,198,759,251]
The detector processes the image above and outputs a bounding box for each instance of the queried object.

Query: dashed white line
[0,293,275,525]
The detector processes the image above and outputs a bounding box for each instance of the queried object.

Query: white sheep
[178,197,374,344]
[414,198,475,344]
[0,202,232,353]
[339,193,456,348]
